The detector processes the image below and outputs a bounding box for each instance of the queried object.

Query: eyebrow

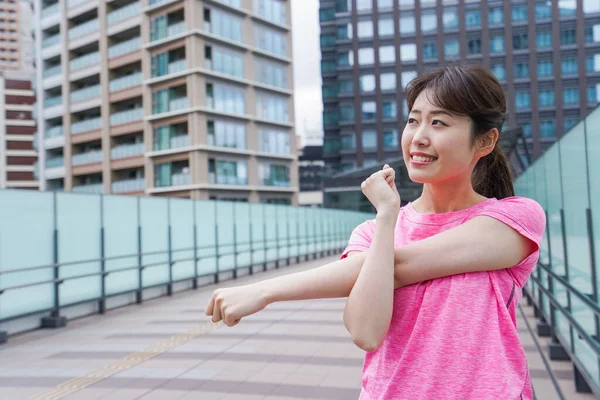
[410,109,454,118]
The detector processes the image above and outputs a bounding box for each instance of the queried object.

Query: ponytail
[472,145,514,199]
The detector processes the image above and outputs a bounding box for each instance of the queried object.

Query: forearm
[257,252,368,304]
[344,214,396,351]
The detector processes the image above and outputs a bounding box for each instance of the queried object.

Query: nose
[411,125,430,148]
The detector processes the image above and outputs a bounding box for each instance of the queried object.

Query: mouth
[410,154,438,165]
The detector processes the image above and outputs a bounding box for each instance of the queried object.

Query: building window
[322,60,336,72]
[423,42,437,60]
[207,8,243,42]
[513,33,529,50]
[255,0,286,25]
[559,0,576,17]
[536,31,552,49]
[378,0,394,9]
[382,100,397,119]
[445,39,459,58]
[210,46,244,78]
[336,0,351,12]
[584,0,600,14]
[383,130,398,148]
[337,51,353,66]
[564,118,578,132]
[339,78,354,93]
[401,70,417,88]
[400,43,417,62]
[515,91,531,110]
[319,8,335,21]
[587,54,600,73]
[322,84,337,98]
[512,6,527,23]
[588,84,600,104]
[320,33,336,47]
[490,36,504,53]
[340,104,355,121]
[540,120,556,137]
[255,25,286,56]
[560,29,576,46]
[337,23,352,40]
[563,88,579,105]
[535,2,551,20]
[257,93,288,122]
[358,48,375,65]
[362,101,376,120]
[521,123,532,137]
[537,60,553,77]
[379,18,394,36]
[256,58,286,88]
[514,62,529,79]
[209,120,246,149]
[421,9,437,33]
[207,83,245,114]
[466,10,481,28]
[259,128,289,154]
[259,163,289,187]
[362,131,377,149]
[443,7,459,30]
[539,89,555,107]
[360,74,376,92]
[323,110,340,126]
[585,24,600,43]
[381,73,397,91]
[399,0,415,9]
[561,58,578,75]
[468,38,481,55]
[492,64,506,80]
[489,7,504,25]
[379,46,396,63]
[357,20,374,38]
[341,133,356,149]
[357,0,372,11]
[400,11,416,35]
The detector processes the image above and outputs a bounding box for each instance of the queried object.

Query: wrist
[376,210,399,224]
[255,281,275,305]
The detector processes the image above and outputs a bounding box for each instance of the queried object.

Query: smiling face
[401,90,481,185]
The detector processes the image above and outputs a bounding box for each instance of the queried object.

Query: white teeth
[412,155,436,162]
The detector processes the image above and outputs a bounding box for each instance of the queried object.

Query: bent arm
[393,216,538,288]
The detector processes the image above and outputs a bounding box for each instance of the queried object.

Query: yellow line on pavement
[29,320,224,400]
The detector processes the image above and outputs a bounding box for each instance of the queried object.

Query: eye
[407,118,418,124]
[432,119,448,126]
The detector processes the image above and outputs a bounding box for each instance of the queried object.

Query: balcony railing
[168,59,187,74]
[44,96,62,109]
[169,97,188,111]
[109,108,143,126]
[110,142,144,159]
[170,134,189,149]
[209,173,247,186]
[167,22,186,38]
[171,172,190,186]
[46,157,64,169]
[71,117,102,134]
[46,126,64,139]
[67,0,87,8]
[108,37,141,59]
[68,19,99,40]
[41,3,59,18]
[109,72,142,92]
[70,52,100,71]
[42,34,60,48]
[262,178,290,187]
[72,183,103,194]
[43,65,61,78]
[107,2,141,26]
[70,84,101,103]
[112,178,145,193]
[72,150,103,166]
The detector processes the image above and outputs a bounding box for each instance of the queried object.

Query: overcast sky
[291,0,323,140]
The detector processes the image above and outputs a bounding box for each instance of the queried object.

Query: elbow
[344,315,385,352]
[351,335,383,352]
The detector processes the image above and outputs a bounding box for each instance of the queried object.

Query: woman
[205,64,546,400]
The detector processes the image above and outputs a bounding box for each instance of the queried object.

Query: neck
[413,178,487,214]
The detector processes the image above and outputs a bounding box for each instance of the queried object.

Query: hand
[204,283,270,327]
[361,164,401,217]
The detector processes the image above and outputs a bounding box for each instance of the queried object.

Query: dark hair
[405,64,514,199]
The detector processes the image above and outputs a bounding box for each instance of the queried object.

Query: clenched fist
[204,283,269,327]
[361,164,401,217]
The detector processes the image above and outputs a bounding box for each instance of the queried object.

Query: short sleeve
[340,219,376,259]
[473,196,546,287]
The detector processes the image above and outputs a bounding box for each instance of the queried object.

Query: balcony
[109,108,143,126]
[262,178,290,187]
[72,117,102,134]
[46,125,64,139]
[70,84,101,103]
[44,96,62,109]
[70,52,100,71]
[108,37,141,59]
[170,134,189,149]
[107,2,141,26]
[68,19,99,40]
[168,59,186,74]
[42,3,60,18]
[110,142,144,159]
[46,157,64,168]
[170,97,188,111]
[209,173,247,185]
[42,34,60,48]
[171,172,190,186]
[72,150,103,166]
[151,21,186,43]
[109,72,142,92]
[72,183,103,194]
[68,0,87,8]
[43,65,61,78]
[112,178,145,193]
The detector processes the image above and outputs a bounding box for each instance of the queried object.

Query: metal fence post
[249,205,254,275]
[263,204,267,271]
[559,208,575,352]
[214,201,220,284]
[296,217,300,264]
[275,207,280,269]
[233,204,238,279]
[99,195,106,314]
[192,201,198,290]
[286,214,291,266]
[167,225,173,296]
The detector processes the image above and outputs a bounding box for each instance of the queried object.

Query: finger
[383,164,390,170]
[205,292,215,316]
[223,310,238,327]
[211,300,223,323]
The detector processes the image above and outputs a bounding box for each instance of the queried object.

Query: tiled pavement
[0,256,596,400]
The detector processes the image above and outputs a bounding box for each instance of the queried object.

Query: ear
[476,128,499,157]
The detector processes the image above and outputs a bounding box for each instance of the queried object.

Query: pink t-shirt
[341,196,546,400]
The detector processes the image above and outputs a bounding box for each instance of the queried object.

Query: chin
[407,170,435,184]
